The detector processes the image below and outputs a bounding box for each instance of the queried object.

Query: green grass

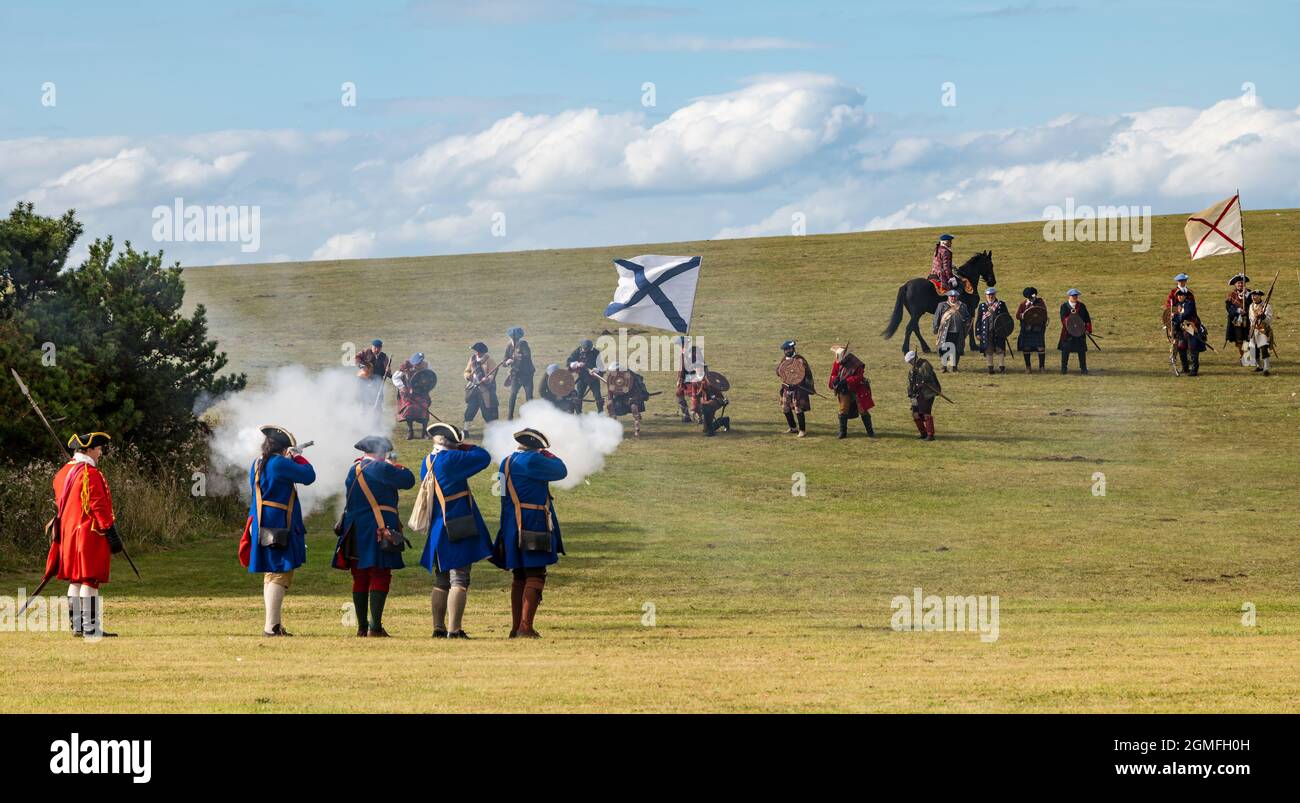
[3,210,1298,712]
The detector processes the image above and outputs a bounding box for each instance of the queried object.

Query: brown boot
[509,573,525,638]
[517,576,545,638]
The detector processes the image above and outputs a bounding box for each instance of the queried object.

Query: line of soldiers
[932,285,1093,375]
[240,422,566,639]
[1166,272,1275,376]
[366,331,730,439]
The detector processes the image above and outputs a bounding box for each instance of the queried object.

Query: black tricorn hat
[426,422,464,442]
[259,424,296,450]
[354,435,394,453]
[67,431,111,450]
[513,427,549,450]
[1229,273,1250,285]
[471,341,488,354]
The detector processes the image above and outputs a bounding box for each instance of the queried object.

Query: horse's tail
[881,284,907,339]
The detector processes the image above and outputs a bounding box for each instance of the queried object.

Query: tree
[0,204,245,464]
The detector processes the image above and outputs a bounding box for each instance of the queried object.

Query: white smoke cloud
[207,366,385,515]
[481,400,622,490]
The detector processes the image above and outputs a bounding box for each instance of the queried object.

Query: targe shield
[1021,305,1048,328]
[410,368,437,395]
[547,369,576,397]
[706,371,730,392]
[992,312,1015,339]
[1065,313,1087,338]
[777,357,806,385]
[606,370,633,395]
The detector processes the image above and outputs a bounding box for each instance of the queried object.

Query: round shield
[547,369,576,397]
[410,368,437,395]
[777,357,806,385]
[1022,305,1047,328]
[1161,306,1173,334]
[606,370,633,395]
[1065,313,1087,338]
[706,371,730,392]
[992,312,1014,339]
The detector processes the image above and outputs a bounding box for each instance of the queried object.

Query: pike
[1261,269,1280,357]
[10,370,141,611]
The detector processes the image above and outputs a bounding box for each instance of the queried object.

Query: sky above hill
[2,0,1297,265]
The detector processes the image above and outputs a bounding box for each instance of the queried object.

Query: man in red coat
[48,432,123,638]
[829,345,875,439]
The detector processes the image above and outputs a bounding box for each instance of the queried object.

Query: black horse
[881,250,997,354]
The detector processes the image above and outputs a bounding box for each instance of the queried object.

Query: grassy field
[3,211,1298,712]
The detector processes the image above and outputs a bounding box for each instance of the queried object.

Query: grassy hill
[3,210,1298,712]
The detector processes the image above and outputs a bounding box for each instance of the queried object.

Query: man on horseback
[882,250,995,355]
[928,234,957,294]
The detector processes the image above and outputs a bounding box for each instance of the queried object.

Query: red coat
[829,355,874,412]
[48,459,115,585]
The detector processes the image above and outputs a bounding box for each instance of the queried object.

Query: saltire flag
[603,255,702,334]
[1185,194,1244,260]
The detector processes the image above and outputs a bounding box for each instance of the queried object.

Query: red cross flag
[1184,194,1244,260]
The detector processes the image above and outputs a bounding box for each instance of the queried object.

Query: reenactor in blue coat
[418,422,495,639]
[332,436,415,637]
[491,427,567,638]
[243,425,316,637]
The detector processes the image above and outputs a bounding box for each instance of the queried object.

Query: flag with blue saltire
[603,255,702,334]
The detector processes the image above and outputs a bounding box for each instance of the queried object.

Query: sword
[10,369,141,580]
[1086,333,1103,351]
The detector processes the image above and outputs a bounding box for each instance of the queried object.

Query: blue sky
[2,0,1297,264]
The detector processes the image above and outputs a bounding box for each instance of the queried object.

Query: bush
[0,444,245,573]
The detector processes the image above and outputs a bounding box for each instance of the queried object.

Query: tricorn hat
[67,431,111,450]
[354,435,394,453]
[426,422,464,442]
[513,427,549,450]
[471,341,488,354]
[259,425,296,450]
[1229,273,1249,285]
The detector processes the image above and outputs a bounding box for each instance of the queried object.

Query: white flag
[603,255,702,334]
[1185,195,1244,260]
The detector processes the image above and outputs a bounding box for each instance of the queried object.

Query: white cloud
[311,229,376,260]
[3,78,1298,267]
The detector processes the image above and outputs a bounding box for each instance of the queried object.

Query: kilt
[397,390,430,422]
[1017,326,1046,352]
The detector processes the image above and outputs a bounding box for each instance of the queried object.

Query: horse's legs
[910,314,931,353]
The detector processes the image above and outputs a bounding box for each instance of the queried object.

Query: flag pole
[1237,188,1247,276]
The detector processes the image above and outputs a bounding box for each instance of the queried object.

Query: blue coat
[333,458,416,571]
[418,446,494,573]
[247,454,317,574]
[490,450,567,570]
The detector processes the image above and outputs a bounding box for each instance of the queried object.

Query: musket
[1260,269,1280,357]
[10,369,141,581]
[924,383,955,404]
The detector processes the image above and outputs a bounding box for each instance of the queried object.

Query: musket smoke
[482,400,623,489]
[207,366,383,515]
